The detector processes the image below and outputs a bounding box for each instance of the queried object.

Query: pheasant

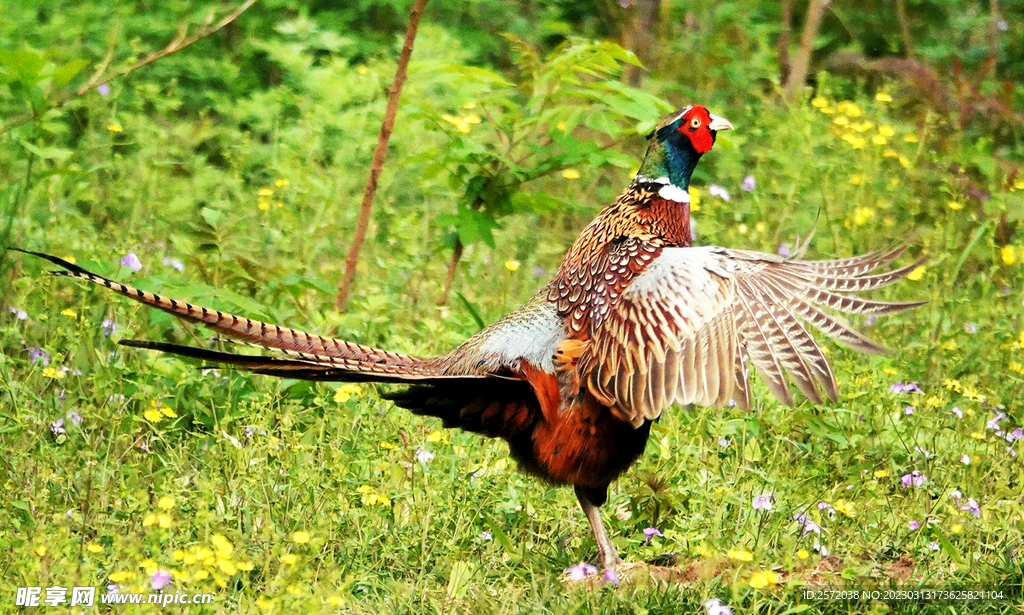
[17,104,923,572]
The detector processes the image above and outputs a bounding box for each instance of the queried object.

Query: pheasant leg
[574,485,620,569]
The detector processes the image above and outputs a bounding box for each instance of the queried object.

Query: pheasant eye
[690,117,701,129]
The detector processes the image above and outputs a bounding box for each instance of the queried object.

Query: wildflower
[833,499,855,517]
[162,257,184,271]
[875,92,893,103]
[853,207,874,226]
[970,431,985,441]
[97,83,110,96]
[901,471,926,488]
[811,96,829,108]
[356,65,370,75]
[504,260,521,272]
[603,569,620,584]
[748,570,781,589]
[904,134,919,143]
[752,493,774,511]
[120,253,142,272]
[908,520,920,530]
[718,436,731,448]
[86,542,103,553]
[776,243,791,258]
[1010,361,1024,374]
[414,447,434,463]
[291,531,311,544]
[9,307,27,320]
[61,308,78,318]
[877,125,895,137]
[156,514,172,528]
[643,527,664,544]
[334,384,361,403]
[906,266,925,281]
[281,553,298,565]
[50,418,66,434]
[873,469,888,478]
[107,122,122,133]
[157,496,175,510]
[441,114,473,134]
[1001,245,1017,265]
[709,184,730,201]
[904,406,914,416]
[101,318,117,337]
[738,223,748,234]
[987,412,1007,431]
[818,501,836,515]
[425,429,448,443]
[151,569,171,590]
[797,548,810,560]
[688,186,701,208]
[833,116,850,126]
[42,367,65,380]
[274,178,289,188]
[705,597,733,615]
[890,381,922,394]
[480,531,492,541]
[793,513,821,535]
[960,498,981,518]
[561,169,581,180]
[836,101,863,117]
[741,176,756,192]
[727,548,753,562]
[872,135,888,146]
[565,562,598,581]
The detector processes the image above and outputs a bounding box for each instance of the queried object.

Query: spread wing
[578,244,924,427]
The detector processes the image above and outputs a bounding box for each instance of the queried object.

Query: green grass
[2,56,1024,614]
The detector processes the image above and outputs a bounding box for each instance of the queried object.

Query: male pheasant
[18,105,923,571]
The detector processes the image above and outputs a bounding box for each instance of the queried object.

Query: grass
[1,78,1023,614]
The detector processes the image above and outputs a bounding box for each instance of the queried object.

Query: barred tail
[13,248,445,382]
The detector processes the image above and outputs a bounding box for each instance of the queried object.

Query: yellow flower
[281,553,298,566]
[291,531,311,544]
[86,542,103,553]
[963,386,986,402]
[904,134,919,143]
[216,560,237,575]
[143,514,157,527]
[852,121,873,133]
[237,561,254,571]
[555,120,568,131]
[327,595,344,606]
[897,154,911,167]
[737,223,749,235]
[107,122,123,133]
[836,101,863,117]
[1009,361,1024,374]
[948,201,963,211]
[287,584,301,595]
[906,266,925,281]
[141,559,159,575]
[193,569,209,580]
[61,308,77,318]
[852,207,875,226]
[425,429,448,443]
[274,178,289,188]
[462,114,481,125]
[882,366,898,376]
[157,495,175,510]
[833,115,850,126]
[925,395,941,408]
[940,339,958,351]
[1001,245,1017,265]
[871,135,888,146]
[381,441,398,450]
[797,549,810,560]
[257,198,270,211]
[811,96,829,108]
[109,570,132,582]
[849,174,864,186]
[356,65,370,76]
[748,570,781,589]
[35,545,47,556]
[878,125,895,137]
[156,514,172,529]
[1014,179,1024,190]
[727,548,753,562]
[970,432,984,441]
[334,383,361,403]
[143,409,164,423]
[42,367,65,380]
[257,187,274,197]
[561,169,580,180]
[463,101,477,110]
[833,499,856,517]
[62,255,76,264]
[441,114,472,134]
[504,260,521,272]
[943,378,962,392]
[875,92,893,103]
[873,469,889,478]
[172,549,185,561]
[840,133,865,149]
[950,523,963,534]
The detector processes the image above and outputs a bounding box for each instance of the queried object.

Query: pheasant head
[635,105,733,195]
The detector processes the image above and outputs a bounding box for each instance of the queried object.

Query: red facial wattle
[676,108,715,154]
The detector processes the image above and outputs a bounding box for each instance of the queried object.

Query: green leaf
[454,292,485,330]
[51,59,88,89]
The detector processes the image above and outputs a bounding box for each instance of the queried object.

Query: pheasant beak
[708,114,734,132]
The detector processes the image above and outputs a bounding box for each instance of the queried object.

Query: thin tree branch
[0,0,257,137]
[335,0,430,310]
[783,0,830,104]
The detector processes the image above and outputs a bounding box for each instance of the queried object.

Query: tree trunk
[622,0,661,87]
[335,0,430,310]
[782,0,830,104]
[436,239,464,306]
[777,0,793,84]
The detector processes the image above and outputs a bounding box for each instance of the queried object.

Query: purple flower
[752,492,774,511]
[480,531,492,541]
[949,489,962,504]
[960,498,981,518]
[151,569,171,590]
[996,19,1008,31]
[741,176,756,192]
[818,501,835,515]
[708,184,730,201]
[565,562,598,581]
[532,265,545,280]
[987,412,1006,431]
[961,454,970,465]
[901,471,926,488]
[727,398,737,408]
[718,436,731,448]
[890,381,922,394]
[1007,428,1023,443]
[28,344,51,366]
[951,407,963,418]
[9,307,28,320]
[643,527,664,544]
[963,323,977,334]
[793,513,821,535]
[928,542,940,551]
[50,418,66,435]
[908,520,920,530]
[603,568,620,584]
[120,253,142,272]
[414,447,434,463]
[904,406,914,415]
[777,243,791,257]
[97,83,111,96]
[66,411,83,426]
[705,597,734,615]
[101,318,117,337]
[162,257,184,272]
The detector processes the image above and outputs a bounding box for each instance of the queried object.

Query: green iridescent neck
[635,140,702,188]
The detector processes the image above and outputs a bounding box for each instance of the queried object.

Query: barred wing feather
[581,245,924,427]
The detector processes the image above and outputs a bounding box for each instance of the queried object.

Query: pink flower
[741,176,756,192]
[565,562,597,581]
[120,253,142,272]
[752,492,775,511]
[151,569,171,590]
[908,520,920,530]
[643,527,663,544]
